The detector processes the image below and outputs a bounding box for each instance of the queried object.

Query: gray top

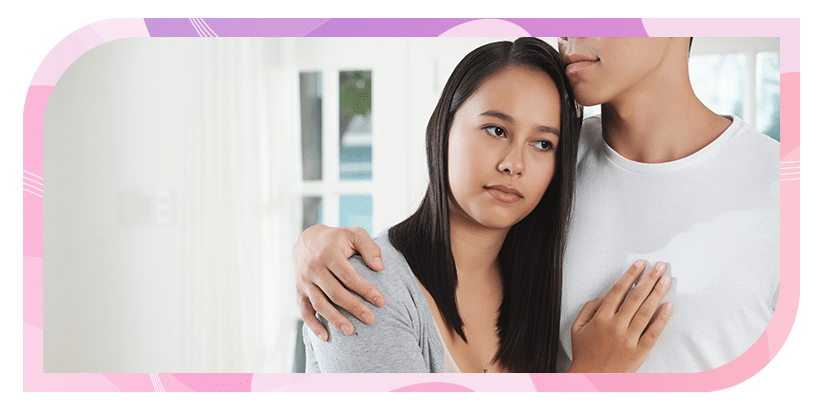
[302,231,445,373]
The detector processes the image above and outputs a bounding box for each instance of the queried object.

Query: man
[292,37,779,373]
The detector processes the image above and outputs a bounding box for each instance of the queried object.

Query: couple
[295,37,779,373]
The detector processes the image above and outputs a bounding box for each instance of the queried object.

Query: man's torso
[559,116,780,373]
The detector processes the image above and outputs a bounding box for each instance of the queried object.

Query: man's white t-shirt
[559,115,780,373]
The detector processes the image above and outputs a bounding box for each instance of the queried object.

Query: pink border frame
[22,18,800,392]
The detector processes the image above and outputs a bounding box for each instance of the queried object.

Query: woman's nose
[498,147,524,176]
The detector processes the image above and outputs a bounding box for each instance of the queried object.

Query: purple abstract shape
[306,19,475,37]
[505,18,647,36]
[201,18,329,37]
[144,18,202,37]
[144,18,648,38]
[392,382,475,392]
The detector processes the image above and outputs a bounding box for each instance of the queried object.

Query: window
[298,69,375,236]
[582,38,781,142]
[688,38,780,141]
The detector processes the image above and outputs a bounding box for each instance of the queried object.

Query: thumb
[572,297,603,332]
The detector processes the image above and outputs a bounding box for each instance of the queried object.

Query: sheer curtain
[179,38,294,372]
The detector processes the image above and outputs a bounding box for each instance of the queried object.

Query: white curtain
[179,38,296,372]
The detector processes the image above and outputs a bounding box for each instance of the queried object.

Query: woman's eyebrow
[480,110,560,136]
[480,110,515,123]
[538,125,561,137]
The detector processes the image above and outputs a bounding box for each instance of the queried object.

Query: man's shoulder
[580,115,603,138]
[577,115,604,156]
[724,116,780,160]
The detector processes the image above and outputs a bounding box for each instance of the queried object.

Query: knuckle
[337,272,351,288]
[325,287,339,301]
[636,306,654,320]
[626,291,644,304]
[637,305,653,319]
[611,282,628,294]
[305,261,323,276]
[318,247,334,262]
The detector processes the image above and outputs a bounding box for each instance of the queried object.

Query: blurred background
[43,37,780,373]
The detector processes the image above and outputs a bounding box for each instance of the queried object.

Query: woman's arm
[567,260,673,373]
[302,254,433,373]
[293,225,387,341]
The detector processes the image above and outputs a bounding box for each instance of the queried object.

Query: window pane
[300,72,322,181]
[756,52,780,141]
[339,71,372,181]
[302,196,323,232]
[339,195,372,235]
[690,53,746,119]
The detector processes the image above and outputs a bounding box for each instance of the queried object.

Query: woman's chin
[471,212,525,231]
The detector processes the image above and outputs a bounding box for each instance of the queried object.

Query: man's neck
[599,67,732,164]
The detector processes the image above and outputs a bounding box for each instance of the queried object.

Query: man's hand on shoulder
[293,225,386,341]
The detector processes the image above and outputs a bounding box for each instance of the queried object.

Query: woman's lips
[484,186,523,204]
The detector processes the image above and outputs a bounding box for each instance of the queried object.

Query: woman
[300,38,672,373]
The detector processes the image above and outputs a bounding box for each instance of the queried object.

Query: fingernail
[374,257,384,269]
[655,262,667,272]
[362,312,374,324]
[341,323,354,335]
[664,302,673,313]
[319,332,328,342]
[634,259,645,268]
[373,296,385,307]
[660,275,672,287]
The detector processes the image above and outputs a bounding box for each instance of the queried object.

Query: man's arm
[293,225,386,341]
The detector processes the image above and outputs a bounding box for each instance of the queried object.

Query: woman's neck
[433,205,507,373]
[448,207,508,282]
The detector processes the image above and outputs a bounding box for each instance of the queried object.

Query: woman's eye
[534,140,555,151]
[484,126,505,137]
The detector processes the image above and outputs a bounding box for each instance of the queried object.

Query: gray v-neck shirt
[303,232,446,373]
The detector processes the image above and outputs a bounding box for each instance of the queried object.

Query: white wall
[44,38,187,372]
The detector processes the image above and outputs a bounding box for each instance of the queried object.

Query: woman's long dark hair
[388,38,581,373]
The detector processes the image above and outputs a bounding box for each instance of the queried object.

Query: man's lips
[566,59,598,74]
[563,53,599,75]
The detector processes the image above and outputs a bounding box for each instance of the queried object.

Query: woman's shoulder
[347,230,420,304]
[304,230,444,372]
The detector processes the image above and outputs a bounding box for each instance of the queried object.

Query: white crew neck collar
[598,115,741,174]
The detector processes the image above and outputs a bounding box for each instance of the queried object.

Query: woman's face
[447,65,561,231]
